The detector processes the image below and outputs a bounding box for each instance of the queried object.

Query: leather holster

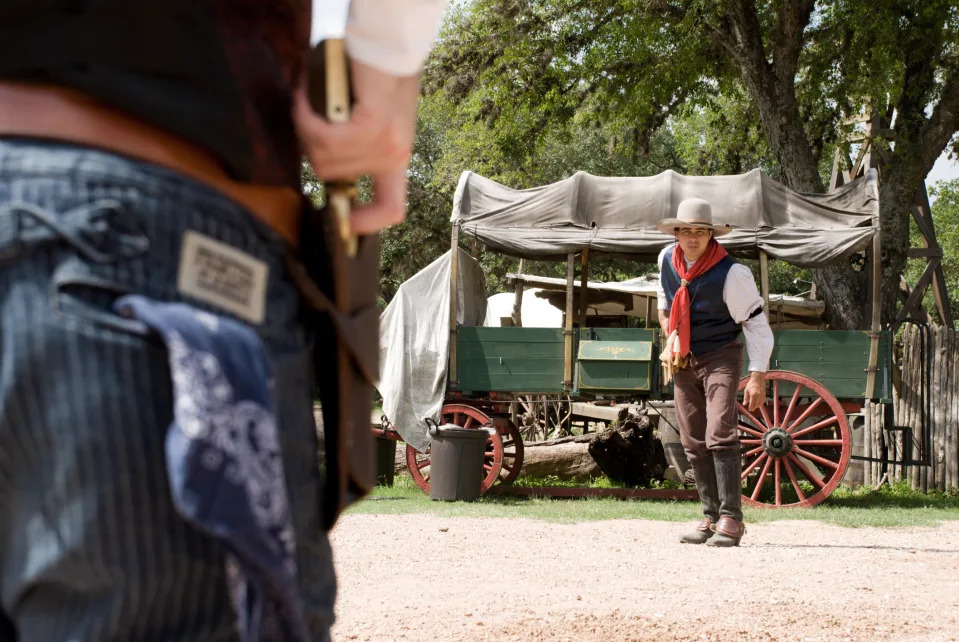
[286,197,379,530]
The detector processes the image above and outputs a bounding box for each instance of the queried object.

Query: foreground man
[0,1,445,640]
[657,198,773,547]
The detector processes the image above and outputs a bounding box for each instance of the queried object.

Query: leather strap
[0,82,301,246]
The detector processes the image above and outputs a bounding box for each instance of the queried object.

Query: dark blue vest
[661,246,741,356]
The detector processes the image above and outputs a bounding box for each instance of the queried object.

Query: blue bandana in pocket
[115,295,309,642]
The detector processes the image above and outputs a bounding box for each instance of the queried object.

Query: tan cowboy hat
[656,197,732,237]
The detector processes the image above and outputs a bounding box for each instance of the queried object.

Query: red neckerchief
[668,239,729,357]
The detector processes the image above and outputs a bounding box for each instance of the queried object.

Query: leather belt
[0,82,301,246]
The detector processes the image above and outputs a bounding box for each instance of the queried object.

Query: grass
[347,475,959,528]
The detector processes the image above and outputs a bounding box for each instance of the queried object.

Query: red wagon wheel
[737,370,851,508]
[491,416,525,485]
[406,404,504,495]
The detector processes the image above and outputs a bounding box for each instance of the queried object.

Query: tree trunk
[877,181,916,324]
[812,264,869,330]
[587,412,668,487]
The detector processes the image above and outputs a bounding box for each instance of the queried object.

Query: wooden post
[948,328,956,491]
[578,249,589,329]
[865,215,881,399]
[759,251,771,321]
[511,258,525,327]
[645,296,653,329]
[448,225,460,387]
[564,253,575,389]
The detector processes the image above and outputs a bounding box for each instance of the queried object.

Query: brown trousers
[673,341,744,463]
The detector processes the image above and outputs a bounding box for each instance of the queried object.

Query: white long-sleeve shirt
[346,0,448,75]
[656,245,774,372]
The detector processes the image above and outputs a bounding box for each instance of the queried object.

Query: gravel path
[330,515,959,641]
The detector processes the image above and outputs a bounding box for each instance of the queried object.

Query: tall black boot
[679,456,720,544]
[706,449,746,547]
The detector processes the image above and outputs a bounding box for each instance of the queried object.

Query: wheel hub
[762,428,793,457]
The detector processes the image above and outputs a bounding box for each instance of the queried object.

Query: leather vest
[661,246,741,356]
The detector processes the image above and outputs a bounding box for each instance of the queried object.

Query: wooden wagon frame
[380,167,900,508]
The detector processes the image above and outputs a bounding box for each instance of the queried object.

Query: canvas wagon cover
[451,168,879,266]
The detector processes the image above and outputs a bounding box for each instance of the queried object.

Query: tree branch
[772,0,815,83]
[894,61,959,191]
[709,0,823,191]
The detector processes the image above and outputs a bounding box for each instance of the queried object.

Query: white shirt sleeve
[345,0,448,76]
[724,264,774,372]
[656,245,673,311]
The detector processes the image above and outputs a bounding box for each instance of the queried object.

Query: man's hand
[742,371,766,412]
[293,59,421,236]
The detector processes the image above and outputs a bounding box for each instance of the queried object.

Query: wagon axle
[762,428,793,458]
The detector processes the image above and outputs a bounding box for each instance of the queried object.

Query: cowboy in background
[656,198,774,547]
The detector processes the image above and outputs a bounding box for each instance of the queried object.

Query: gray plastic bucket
[428,425,489,501]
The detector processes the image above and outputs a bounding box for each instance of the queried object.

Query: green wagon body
[452,327,893,403]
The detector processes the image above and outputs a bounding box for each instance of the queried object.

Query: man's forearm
[658,310,669,329]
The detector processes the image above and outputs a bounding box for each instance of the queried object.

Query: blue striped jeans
[0,139,334,641]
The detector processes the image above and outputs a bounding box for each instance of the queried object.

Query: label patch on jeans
[177,231,268,324]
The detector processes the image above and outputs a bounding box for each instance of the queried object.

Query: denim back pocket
[51,258,151,340]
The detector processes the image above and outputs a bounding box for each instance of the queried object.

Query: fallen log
[521,433,600,481]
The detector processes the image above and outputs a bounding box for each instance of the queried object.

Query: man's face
[675,227,712,260]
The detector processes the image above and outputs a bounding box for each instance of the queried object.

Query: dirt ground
[329,514,959,641]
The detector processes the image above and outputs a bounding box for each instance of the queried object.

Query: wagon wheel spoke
[519,397,534,415]
[772,379,780,428]
[782,457,807,502]
[792,439,844,447]
[737,405,770,433]
[462,416,475,429]
[750,455,774,502]
[774,459,782,506]
[786,453,825,489]
[405,444,433,493]
[742,452,768,481]
[743,445,764,458]
[790,416,838,439]
[785,398,823,433]
[758,403,774,432]
[740,439,763,445]
[781,384,803,429]
[791,447,839,471]
[496,417,524,485]
[738,422,765,439]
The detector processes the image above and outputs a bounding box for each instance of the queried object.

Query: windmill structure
[829,113,953,328]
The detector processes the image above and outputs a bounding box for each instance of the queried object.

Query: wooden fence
[860,324,959,492]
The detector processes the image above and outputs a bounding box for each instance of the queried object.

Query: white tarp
[484,289,563,327]
[451,168,879,266]
[377,249,486,452]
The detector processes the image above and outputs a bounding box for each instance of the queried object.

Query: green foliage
[304,1,959,317]
[404,0,959,327]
